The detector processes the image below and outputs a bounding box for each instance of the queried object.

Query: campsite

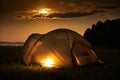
[0,44,120,80]
[0,19,120,80]
[0,27,120,80]
[1,0,120,79]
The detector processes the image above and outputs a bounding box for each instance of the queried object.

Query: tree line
[84,19,120,46]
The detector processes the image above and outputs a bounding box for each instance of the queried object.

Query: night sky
[0,0,120,42]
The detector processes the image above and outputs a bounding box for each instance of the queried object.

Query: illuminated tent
[21,29,100,68]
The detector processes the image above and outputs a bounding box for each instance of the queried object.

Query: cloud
[15,15,32,20]
[14,1,119,20]
[15,9,104,20]
[59,1,64,5]
[32,10,104,19]
[99,5,119,9]
[15,9,38,20]
[67,3,77,7]
[97,4,120,14]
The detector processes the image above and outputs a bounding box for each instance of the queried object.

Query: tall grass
[0,46,120,80]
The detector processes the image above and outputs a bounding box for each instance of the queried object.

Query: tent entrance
[71,39,90,66]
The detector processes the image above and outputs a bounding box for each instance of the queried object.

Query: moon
[40,9,48,14]
[38,8,51,15]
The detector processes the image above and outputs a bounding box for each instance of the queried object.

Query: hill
[84,19,120,46]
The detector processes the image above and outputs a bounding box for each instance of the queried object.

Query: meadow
[0,46,120,80]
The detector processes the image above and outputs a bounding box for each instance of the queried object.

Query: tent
[21,29,100,68]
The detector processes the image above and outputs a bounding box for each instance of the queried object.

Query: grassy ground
[0,46,120,80]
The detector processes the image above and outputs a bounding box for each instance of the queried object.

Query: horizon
[0,0,120,42]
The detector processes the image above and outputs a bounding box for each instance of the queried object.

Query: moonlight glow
[40,9,48,14]
[38,8,51,15]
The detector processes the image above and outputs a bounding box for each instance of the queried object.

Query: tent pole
[66,31,77,66]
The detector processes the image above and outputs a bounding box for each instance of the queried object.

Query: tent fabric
[21,29,98,68]
[21,33,42,63]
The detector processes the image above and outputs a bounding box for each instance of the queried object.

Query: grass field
[0,46,120,80]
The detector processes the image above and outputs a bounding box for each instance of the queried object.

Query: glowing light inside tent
[43,58,54,67]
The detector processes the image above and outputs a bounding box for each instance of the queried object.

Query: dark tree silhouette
[84,19,120,46]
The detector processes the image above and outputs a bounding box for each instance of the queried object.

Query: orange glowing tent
[21,29,101,68]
